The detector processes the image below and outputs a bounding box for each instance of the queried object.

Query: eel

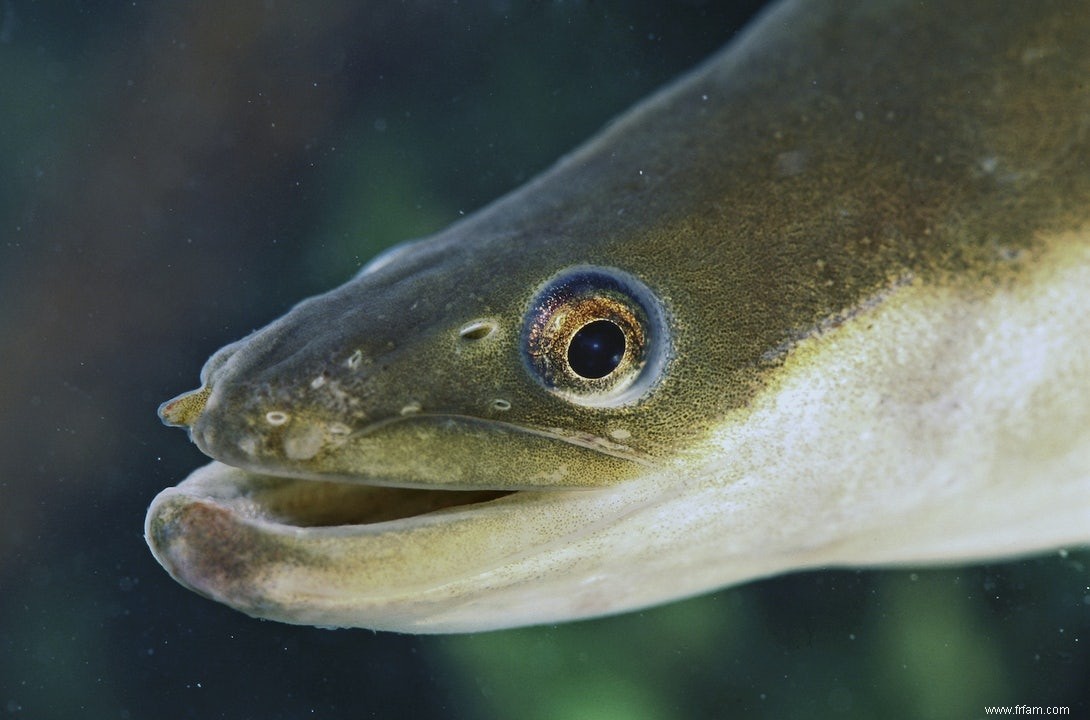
[146,0,1090,633]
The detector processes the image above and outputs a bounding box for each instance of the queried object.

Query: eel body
[147,0,1090,632]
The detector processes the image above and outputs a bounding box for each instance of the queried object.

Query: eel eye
[521,266,670,407]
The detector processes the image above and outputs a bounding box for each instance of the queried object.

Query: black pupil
[567,320,626,379]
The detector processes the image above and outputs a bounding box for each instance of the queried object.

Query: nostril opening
[458,320,497,341]
[264,411,291,426]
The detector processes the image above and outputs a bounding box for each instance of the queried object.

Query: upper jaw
[158,382,644,528]
[171,374,651,491]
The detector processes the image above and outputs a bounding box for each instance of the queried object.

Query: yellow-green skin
[146,0,1090,632]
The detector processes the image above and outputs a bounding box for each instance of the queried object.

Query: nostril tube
[159,386,212,428]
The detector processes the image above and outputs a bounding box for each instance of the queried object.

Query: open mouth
[233,473,515,528]
[149,378,662,630]
[158,385,647,533]
[144,455,637,632]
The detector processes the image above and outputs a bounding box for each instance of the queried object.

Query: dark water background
[1,1,1087,718]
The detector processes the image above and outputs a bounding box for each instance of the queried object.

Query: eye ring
[521,266,670,407]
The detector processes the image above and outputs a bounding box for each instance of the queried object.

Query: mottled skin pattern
[147,0,1090,632]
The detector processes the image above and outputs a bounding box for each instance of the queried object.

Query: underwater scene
[1,1,1087,718]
